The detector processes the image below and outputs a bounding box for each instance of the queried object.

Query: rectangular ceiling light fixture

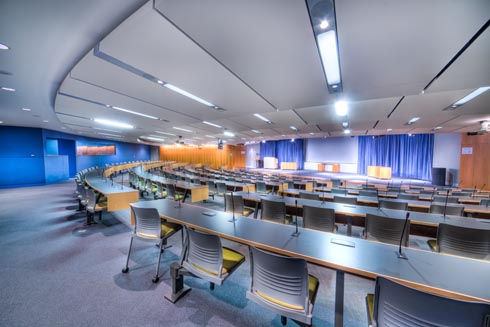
[306,0,342,93]
[290,126,298,131]
[223,131,235,137]
[164,83,215,107]
[94,118,133,129]
[254,113,272,124]
[110,105,158,120]
[405,117,420,125]
[203,121,223,128]
[251,130,261,134]
[449,86,490,109]
[172,126,193,133]
[155,131,176,136]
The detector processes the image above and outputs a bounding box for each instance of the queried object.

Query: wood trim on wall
[159,144,246,170]
[459,133,490,191]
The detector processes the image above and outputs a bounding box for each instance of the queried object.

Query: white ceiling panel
[336,0,490,101]
[99,2,275,115]
[155,0,332,110]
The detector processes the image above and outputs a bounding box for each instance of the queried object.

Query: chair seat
[191,246,245,275]
[427,239,437,251]
[87,203,107,212]
[366,293,374,324]
[136,221,182,239]
[256,274,319,311]
[243,207,254,217]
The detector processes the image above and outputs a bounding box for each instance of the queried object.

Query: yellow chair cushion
[366,293,375,324]
[427,239,437,251]
[243,208,254,217]
[162,222,182,237]
[191,247,244,276]
[256,274,319,311]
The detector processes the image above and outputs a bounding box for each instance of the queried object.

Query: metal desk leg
[182,189,189,203]
[164,262,191,303]
[347,216,352,237]
[254,202,260,219]
[335,270,345,327]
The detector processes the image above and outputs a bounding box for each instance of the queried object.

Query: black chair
[429,204,464,216]
[379,199,408,211]
[299,192,320,201]
[260,199,291,224]
[333,196,357,205]
[366,277,490,327]
[224,193,254,217]
[302,205,336,233]
[364,214,409,246]
[427,223,490,260]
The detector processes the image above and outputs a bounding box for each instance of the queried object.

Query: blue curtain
[259,139,304,170]
[357,134,434,180]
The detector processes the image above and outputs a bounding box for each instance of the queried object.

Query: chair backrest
[433,195,459,203]
[206,180,216,192]
[430,204,464,216]
[331,188,346,195]
[359,190,377,197]
[398,193,419,201]
[365,214,409,246]
[182,227,224,284]
[286,180,295,189]
[130,205,162,239]
[379,199,408,211]
[302,205,336,233]
[372,277,490,327]
[299,192,320,201]
[436,223,490,260]
[224,193,246,215]
[419,190,435,195]
[256,181,267,192]
[261,199,286,223]
[332,179,342,187]
[165,183,178,199]
[86,188,97,209]
[216,182,227,194]
[247,246,313,324]
[333,196,357,205]
[452,191,471,197]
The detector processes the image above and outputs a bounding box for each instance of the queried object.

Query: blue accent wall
[0,127,152,188]
[0,127,46,187]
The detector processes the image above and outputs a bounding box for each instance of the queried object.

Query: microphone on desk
[472,185,477,197]
[121,172,124,190]
[111,175,114,187]
[443,189,450,217]
[396,212,410,260]
[479,184,486,193]
[376,189,381,210]
[291,199,300,237]
[344,180,348,196]
[321,187,326,206]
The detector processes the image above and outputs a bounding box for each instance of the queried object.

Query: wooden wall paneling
[460,134,490,191]
[159,144,246,169]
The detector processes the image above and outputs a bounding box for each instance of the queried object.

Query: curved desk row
[133,198,490,327]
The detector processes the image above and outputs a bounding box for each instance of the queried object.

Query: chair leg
[98,211,102,221]
[281,316,287,326]
[122,237,133,273]
[153,239,164,283]
[209,282,215,291]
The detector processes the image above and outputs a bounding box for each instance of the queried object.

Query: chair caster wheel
[122,267,129,273]
[152,276,159,283]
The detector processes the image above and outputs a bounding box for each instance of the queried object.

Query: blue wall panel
[0,127,46,187]
[44,156,69,184]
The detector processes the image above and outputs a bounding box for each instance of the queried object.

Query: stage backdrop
[358,134,434,180]
[260,139,304,170]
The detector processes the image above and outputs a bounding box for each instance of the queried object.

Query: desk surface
[85,170,138,195]
[236,192,490,231]
[134,198,490,303]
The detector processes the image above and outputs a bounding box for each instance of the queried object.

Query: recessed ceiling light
[155,131,176,136]
[0,43,9,50]
[94,118,133,129]
[43,120,49,123]
[172,126,193,133]
[223,131,235,137]
[203,121,223,128]
[251,130,261,134]
[290,126,298,131]
[335,100,348,116]
[432,126,443,131]
[0,121,3,124]
[342,121,349,128]
[408,133,413,136]
[157,80,164,85]
[318,30,341,88]
[343,129,351,134]
[110,105,158,120]
[1,87,16,92]
[22,108,31,111]
[262,140,266,143]
[254,113,272,124]
[310,132,315,135]
[141,136,165,142]
[291,138,295,142]
[406,117,420,125]
[319,20,329,29]
[387,128,393,132]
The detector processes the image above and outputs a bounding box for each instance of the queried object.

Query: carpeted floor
[0,178,385,327]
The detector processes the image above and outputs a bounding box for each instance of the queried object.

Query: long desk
[133,199,490,327]
[84,170,139,211]
[236,192,490,238]
[133,167,209,205]
[367,166,392,179]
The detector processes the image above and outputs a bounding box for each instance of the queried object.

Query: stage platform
[245,168,433,187]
